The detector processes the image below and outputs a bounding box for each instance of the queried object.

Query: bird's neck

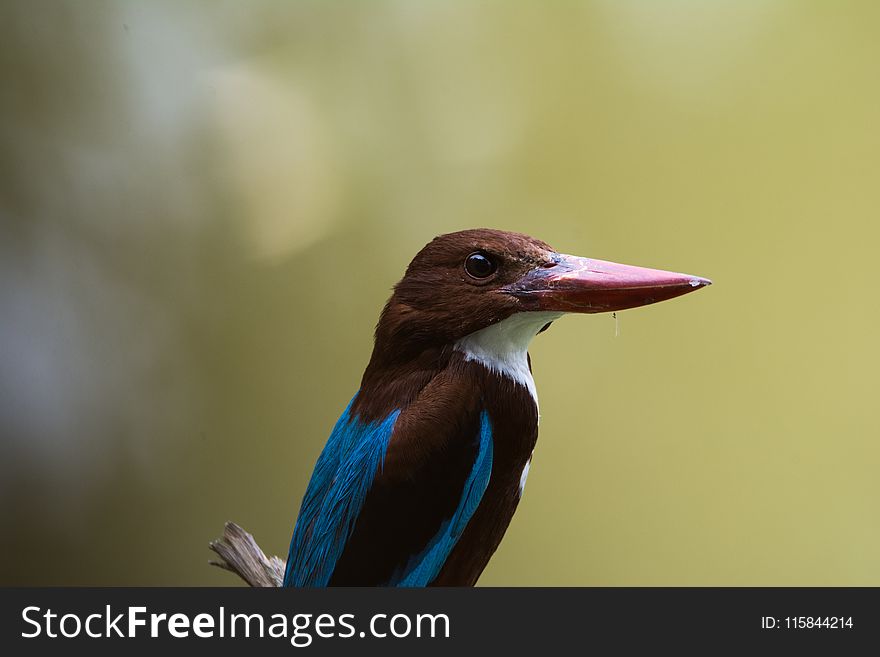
[355,311,561,421]
[453,311,562,410]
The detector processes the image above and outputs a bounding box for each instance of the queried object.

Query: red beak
[506,254,712,314]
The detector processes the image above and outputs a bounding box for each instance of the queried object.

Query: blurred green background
[1,1,878,586]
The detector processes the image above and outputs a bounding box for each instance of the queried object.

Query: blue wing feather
[284,397,494,587]
[283,394,400,587]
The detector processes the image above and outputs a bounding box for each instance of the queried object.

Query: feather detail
[387,409,493,586]
[283,394,400,587]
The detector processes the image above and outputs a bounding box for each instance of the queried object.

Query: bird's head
[369,228,711,369]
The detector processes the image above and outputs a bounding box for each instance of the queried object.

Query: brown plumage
[284,228,710,586]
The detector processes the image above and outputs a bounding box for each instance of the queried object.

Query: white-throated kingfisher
[283,229,710,587]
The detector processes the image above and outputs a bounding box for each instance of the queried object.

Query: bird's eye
[464,252,498,279]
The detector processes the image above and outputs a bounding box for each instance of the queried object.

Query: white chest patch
[519,456,532,497]
[453,311,562,408]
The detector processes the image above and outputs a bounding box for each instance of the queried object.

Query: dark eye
[464,252,497,279]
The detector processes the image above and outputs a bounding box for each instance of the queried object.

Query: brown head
[368,228,710,364]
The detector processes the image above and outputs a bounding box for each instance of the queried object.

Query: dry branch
[209,522,284,587]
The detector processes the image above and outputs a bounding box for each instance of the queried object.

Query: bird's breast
[431,355,540,585]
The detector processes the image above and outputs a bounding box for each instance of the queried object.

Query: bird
[283,228,710,587]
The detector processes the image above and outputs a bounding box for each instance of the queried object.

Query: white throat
[453,311,562,407]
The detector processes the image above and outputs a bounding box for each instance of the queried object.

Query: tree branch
[208,522,284,587]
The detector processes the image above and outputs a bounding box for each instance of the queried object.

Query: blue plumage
[283,395,400,587]
[283,396,494,587]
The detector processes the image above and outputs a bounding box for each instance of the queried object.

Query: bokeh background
[2,1,878,586]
